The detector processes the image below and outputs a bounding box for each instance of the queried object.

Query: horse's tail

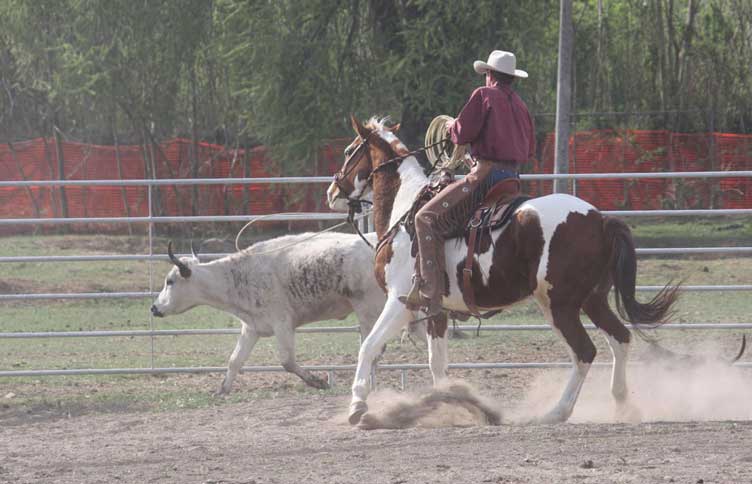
[603,216,680,328]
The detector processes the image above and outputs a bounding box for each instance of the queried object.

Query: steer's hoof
[213,383,231,398]
[307,376,330,390]
[348,401,368,425]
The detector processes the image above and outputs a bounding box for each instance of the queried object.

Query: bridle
[331,131,377,248]
[331,131,375,201]
[331,128,451,249]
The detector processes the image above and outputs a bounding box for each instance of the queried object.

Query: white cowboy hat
[473,50,528,78]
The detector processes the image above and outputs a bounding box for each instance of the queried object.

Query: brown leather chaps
[413,159,521,304]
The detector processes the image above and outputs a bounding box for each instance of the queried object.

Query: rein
[347,198,375,249]
[365,137,449,184]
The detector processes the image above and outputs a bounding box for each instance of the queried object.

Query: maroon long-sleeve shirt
[448,82,536,164]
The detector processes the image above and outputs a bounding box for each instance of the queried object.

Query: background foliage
[1,0,750,172]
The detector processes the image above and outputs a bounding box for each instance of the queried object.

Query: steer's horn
[167,241,192,278]
[190,240,200,259]
[730,334,747,364]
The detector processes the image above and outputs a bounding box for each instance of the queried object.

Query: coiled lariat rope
[424,115,469,172]
[234,210,373,254]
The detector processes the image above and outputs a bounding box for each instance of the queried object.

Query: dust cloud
[352,339,750,429]
[510,340,752,424]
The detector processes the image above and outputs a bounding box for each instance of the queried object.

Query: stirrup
[398,279,424,311]
[421,301,444,319]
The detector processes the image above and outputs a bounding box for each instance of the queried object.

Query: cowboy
[401,50,536,315]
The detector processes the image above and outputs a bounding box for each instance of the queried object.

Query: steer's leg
[217,322,259,396]
[274,325,329,389]
[349,295,413,425]
[350,299,383,340]
[536,297,596,424]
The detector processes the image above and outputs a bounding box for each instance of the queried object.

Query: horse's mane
[363,116,433,173]
[364,116,391,131]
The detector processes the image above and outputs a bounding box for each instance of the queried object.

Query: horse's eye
[345,147,353,157]
[166,280,174,286]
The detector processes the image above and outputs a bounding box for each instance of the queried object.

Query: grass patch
[630,216,752,247]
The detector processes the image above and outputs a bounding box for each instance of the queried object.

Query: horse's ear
[388,123,401,133]
[350,114,369,139]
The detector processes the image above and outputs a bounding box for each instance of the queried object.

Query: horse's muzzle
[326,183,340,208]
[150,305,164,318]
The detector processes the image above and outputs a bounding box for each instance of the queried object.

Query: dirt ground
[3,361,752,484]
[3,222,751,483]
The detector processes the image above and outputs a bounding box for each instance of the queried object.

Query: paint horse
[327,116,680,426]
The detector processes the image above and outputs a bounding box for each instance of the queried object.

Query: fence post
[708,108,719,209]
[360,212,371,234]
[148,182,156,369]
[554,0,574,194]
[53,126,70,225]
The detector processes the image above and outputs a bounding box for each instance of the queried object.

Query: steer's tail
[603,216,680,328]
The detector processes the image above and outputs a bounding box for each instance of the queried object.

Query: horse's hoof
[348,401,368,425]
[615,401,643,423]
[357,413,380,430]
[535,409,568,424]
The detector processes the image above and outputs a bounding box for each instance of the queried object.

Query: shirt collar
[487,77,514,93]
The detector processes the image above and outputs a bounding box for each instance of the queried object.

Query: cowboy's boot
[399,275,444,316]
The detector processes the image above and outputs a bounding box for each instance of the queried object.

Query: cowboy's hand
[445,120,454,135]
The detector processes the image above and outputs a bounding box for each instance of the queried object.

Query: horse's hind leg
[349,295,414,425]
[582,292,641,421]
[536,297,596,423]
[582,292,631,403]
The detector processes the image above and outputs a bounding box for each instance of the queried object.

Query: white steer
[150,232,386,394]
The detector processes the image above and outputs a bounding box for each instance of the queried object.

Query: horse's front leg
[427,312,449,383]
[349,295,413,425]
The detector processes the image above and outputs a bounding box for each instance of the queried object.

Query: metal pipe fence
[1,171,751,382]
[2,246,751,264]
[1,283,751,303]
[3,323,751,340]
[3,361,752,392]
[2,209,752,227]
[0,170,749,189]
